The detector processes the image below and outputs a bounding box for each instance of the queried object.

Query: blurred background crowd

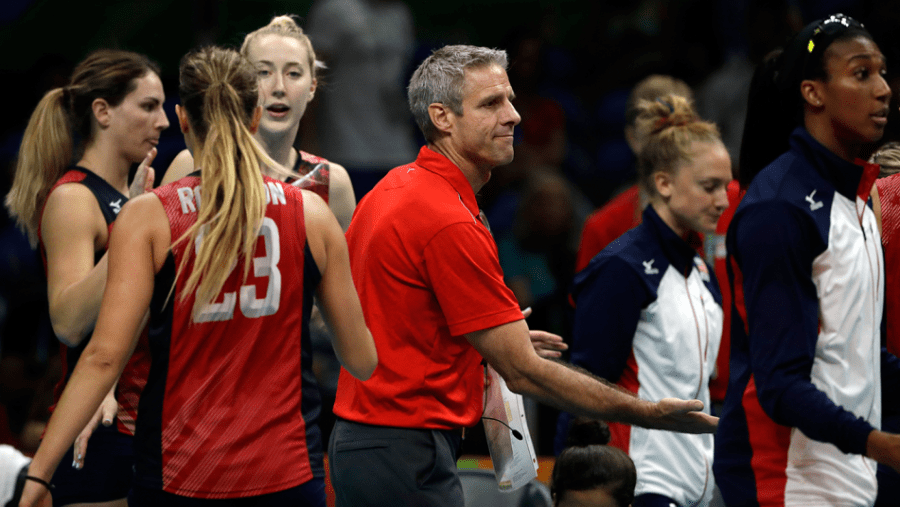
[3,0,900,457]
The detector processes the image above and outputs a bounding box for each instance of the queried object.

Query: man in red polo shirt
[328,45,718,507]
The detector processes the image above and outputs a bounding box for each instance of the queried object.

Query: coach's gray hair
[408,45,509,143]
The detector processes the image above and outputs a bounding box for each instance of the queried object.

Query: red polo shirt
[334,146,523,429]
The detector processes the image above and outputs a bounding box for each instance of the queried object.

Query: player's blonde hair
[634,94,722,197]
[872,141,900,178]
[6,50,158,246]
[240,14,319,79]
[175,46,280,315]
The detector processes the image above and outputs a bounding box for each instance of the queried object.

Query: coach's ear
[429,102,455,136]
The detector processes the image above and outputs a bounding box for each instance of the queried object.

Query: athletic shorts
[128,478,325,507]
[50,423,133,506]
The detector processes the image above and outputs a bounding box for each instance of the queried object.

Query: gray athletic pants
[328,418,464,507]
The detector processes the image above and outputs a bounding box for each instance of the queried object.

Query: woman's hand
[867,429,900,473]
[129,148,157,198]
[72,385,117,470]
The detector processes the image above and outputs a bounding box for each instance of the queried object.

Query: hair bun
[267,14,303,34]
[652,114,693,132]
[647,95,695,134]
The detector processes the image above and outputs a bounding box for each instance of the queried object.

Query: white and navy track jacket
[558,205,723,506]
[714,127,900,506]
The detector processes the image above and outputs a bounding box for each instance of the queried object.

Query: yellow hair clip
[808,40,815,53]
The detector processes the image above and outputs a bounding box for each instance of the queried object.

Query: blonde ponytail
[6,88,73,247]
[6,49,159,248]
[175,47,280,315]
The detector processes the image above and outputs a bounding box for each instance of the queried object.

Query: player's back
[136,175,321,499]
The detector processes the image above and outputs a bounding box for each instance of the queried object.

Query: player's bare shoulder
[160,149,196,186]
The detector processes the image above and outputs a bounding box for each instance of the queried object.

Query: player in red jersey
[163,15,356,231]
[19,46,376,507]
[6,49,167,507]
[161,21,359,451]
[870,143,900,507]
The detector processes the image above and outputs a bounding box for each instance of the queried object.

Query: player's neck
[78,141,130,195]
[256,130,298,170]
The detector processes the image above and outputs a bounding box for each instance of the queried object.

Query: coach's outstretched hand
[648,398,718,434]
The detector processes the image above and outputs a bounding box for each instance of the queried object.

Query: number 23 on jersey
[193,217,283,323]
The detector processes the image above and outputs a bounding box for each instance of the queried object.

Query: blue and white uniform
[557,205,722,507]
[714,127,900,506]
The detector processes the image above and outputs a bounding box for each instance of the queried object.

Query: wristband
[24,475,54,490]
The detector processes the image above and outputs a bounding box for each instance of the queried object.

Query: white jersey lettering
[266,182,286,205]
[177,187,196,214]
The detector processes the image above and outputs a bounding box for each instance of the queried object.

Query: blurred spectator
[507,29,568,175]
[482,27,590,241]
[303,0,417,200]
[698,0,794,164]
[495,171,581,456]
[575,74,694,273]
[498,172,579,337]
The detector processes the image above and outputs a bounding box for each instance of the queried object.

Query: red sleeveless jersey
[877,173,900,357]
[289,150,330,203]
[136,175,320,498]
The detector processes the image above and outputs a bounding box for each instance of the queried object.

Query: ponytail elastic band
[656,97,674,113]
[24,475,54,490]
[652,115,692,133]
[208,80,232,93]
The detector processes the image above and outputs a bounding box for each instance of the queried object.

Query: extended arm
[21,194,170,506]
[421,219,713,433]
[41,184,110,346]
[304,191,376,380]
[466,319,716,433]
[327,161,356,232]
